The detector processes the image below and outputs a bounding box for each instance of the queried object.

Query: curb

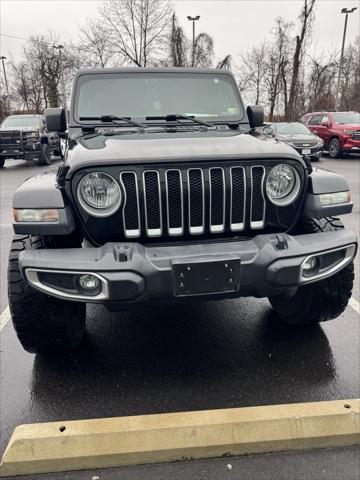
[1,399,359,477]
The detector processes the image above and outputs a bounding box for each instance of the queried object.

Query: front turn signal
[13,208,60,223]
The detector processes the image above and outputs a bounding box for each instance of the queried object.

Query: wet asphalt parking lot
[0,154,359,479]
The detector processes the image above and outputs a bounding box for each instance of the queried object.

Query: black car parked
[261,122,323,161]
[0,114,63,167]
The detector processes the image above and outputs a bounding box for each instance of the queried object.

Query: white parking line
[349,296,360,314]
[0,306,11,332]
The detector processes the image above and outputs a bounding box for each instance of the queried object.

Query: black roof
[75,67,234,76]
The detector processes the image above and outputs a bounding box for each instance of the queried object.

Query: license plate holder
[172,258,240,297]
[302,149,311,155]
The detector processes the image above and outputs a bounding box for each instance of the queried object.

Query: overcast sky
[1,0,359,64]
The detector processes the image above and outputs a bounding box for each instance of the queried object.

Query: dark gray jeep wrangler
[0,114,62,167]
[8,68,357,354]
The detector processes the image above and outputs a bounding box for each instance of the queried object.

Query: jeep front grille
[120,164,265,239]
[72,160,305,245]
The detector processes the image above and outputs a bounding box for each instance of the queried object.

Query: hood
[66,129,305,174]
[276,133,317,143]
[0,126,39,132]
[335,123,360,129]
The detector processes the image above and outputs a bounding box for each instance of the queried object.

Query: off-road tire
[269,217,354,325]
[329,138,341,159]
[38,144,51,165]
[0,158,5,168]
[8,235,86,354]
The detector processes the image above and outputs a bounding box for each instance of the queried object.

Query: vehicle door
[318,114,331,145]
[307,114,323,137]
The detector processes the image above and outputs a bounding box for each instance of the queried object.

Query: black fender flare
[302,167,352,218]
[12,171,76,235]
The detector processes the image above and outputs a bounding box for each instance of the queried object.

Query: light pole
[53,44,67,119]
[335,7,357,111]
[187,15,200,67]
[0,55,11,114]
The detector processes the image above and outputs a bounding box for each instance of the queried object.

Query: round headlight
[266,164,300,206]
[78,172,121,216]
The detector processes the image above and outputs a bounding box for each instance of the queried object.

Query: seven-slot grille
[119,165,266,239]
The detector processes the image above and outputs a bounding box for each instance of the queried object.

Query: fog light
[78,274,101,295]
[302,256,318,276]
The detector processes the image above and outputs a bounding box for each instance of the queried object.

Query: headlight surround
[24,131,39,138]
[77,172,121,217]
[266,164,301,206]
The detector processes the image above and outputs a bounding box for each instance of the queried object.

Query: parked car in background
[261,122,323,161]
[302,111,360,159]
[0,114,63,168]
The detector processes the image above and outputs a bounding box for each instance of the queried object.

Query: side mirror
[45,108,66,133]
[321,120,329,127]
[247,105,264,129]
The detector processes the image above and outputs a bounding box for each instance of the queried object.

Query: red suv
[302,111,360,158]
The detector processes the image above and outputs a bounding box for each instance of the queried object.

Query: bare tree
[78,19,113,68]
[339,37,360,110]
[167,13,217,68]
[169,13,188,67]
[193,33,214,68]
[286,0,316,120]
[217,54,232,70]
[307,51,336,110]
[100,0,173,67]
[265,17,293,119]
[236,44,267,105]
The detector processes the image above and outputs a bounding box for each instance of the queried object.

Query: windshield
[332,112,360,124]
[1,116,41,129]
[276,123,311,134]
[74,72,243,123]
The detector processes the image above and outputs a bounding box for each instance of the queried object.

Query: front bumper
[18,230,357,306]
[293,146,323,160]
[0,142,41,159]
[343,138,360,152]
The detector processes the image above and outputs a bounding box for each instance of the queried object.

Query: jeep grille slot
[165,169,183,235]
[250,166,266,229]
[209,167,225,233]
[143,170,162,237]
[120,171,141,238]
[188,168,205,235]
[230,167,246,231]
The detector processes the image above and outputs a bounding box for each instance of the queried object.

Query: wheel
[329,138,341,159]
[0,158,5,168]
[269,217,354,325]
[53,148,64,159]
[8,235,86,354]
[38,144,51,165]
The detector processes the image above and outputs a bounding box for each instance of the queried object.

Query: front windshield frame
[72,71,245,126]
[332,112,360,124]
[275,122,311,135]
[1,115,42,129]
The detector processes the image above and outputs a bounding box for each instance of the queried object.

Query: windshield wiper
[80,115,145,130]
[146,114,216,129]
